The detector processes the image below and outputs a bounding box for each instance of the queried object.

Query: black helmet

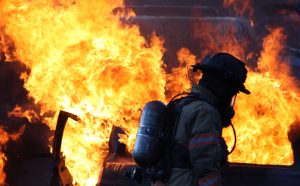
[192,53,250,95]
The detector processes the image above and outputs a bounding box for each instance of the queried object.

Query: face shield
[220,94,237,128]
[230,94,237,108]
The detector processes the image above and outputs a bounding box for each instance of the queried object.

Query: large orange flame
[165,47,201,100]
[1,0,299,185]
[190,25,299,165]
[190,9,299,164]
[1,0,167,185]
[223,28,299,165]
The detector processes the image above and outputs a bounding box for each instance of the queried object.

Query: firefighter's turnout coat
[152,85,222,186]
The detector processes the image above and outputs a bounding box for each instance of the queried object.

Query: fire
[189,2,299,165]
[165,47,201,100]
[223,0,255,25]
[192,17,252,62]
[0,0,299,185]
[0,125,25,185]
[7,105,40,123]
[1,0,166,185]
[222,28,299,165]
[190,25,298,165]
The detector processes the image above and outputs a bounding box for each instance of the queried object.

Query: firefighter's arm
[188,109,222,186]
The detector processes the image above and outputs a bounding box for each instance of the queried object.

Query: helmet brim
[240,88,251,94]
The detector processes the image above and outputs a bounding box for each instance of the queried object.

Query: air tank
[132,101,169,168]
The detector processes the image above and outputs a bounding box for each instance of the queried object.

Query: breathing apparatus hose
[228,123,236,155]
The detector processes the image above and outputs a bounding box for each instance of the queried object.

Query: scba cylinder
[133,101,168,168]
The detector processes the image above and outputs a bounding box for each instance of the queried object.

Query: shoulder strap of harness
[185,92,218,110]
[168,92,219,144]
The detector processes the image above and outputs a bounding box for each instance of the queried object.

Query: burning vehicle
[0,0,300,186]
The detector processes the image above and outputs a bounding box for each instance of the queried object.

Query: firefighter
[152,53,250,186]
